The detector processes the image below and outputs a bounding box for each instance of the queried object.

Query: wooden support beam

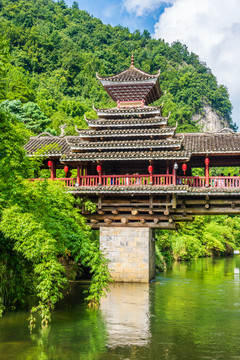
[149,194,153,213]
[172,194,177,209]
[131,209,139,216]
[97,210,105,215]
[89,222,177,229]
[98,195,102,210]
[178,199,240,206]
[86,214,193,222]
[174,207,240,215]
[121,218,129,224]
[164,207,170,216]
[111,209,119,215]
[140,219,146,224]
[104,218,112,224]
[90,219,99,224]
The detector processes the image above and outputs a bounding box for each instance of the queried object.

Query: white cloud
[153,0,240,127]
[123,0,173,17]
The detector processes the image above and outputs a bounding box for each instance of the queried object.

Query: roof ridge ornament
[219,127,235,134]
[36,132,54,138]
[75,125,81,134]
[59,123,67,137]
[131,52,134,67]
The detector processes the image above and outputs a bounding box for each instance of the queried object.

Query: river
[0,257,240,360]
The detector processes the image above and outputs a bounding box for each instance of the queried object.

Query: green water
[1,257,240,360]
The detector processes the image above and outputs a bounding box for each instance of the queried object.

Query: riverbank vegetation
[0,109,111,324]
[155,216,240,270]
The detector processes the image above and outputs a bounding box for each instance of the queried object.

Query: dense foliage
[0,0,236,135]
[0,109,111,323]
[155,216,240,270]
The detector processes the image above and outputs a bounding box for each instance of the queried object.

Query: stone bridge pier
[100,227,155,282]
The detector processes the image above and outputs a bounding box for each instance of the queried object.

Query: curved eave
[75,128,176,139]
[191,151,240,155]
[96,66,160,82]
[68,139,182,151]
[68,185,188,195]
[102,79,162,104]
[93,106,162,117]
[86,117,168,128]
[69,186,240,196]
[61,150,190,162]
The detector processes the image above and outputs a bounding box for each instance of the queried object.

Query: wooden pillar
[205,157,209,187]
[97,164,102,185]
[148,162,153,185]
[77,165,81,185]
[172,163,177,186]
[50,160,55,180]
[98,168,102,185]
[166,161,170,175]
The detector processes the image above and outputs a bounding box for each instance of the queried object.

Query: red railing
[209,176,240,188]
[153,175,173,186]
[29,175,240,188]
[102,174,150,186]
[177,176,206,187]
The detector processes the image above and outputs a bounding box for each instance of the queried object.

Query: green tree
[0,99,50,133]
[0,109,111,324]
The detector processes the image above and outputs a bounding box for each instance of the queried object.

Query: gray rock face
[192,105,229,132]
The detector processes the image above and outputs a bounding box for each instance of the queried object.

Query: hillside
[0,0,236,134]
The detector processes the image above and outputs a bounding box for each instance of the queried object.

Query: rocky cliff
[192,105,230,132]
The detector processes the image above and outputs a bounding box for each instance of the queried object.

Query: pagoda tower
[65,55,188,184]
[63,56,188,282]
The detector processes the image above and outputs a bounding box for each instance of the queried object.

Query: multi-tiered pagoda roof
[96,54,162,106]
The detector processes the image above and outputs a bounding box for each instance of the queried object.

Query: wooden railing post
[148,163,153,185]
[98,169,102,185]
[77,165,80,185]
[173,163,178,186]
[166,161,170,175]
[205,157,209,187]
[96,164,102,185]
[49,160,55,180]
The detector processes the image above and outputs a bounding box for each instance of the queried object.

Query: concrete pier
[100,227,155,282]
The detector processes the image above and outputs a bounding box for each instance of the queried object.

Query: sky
[65,0,240,128]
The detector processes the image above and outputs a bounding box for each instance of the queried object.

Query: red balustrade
[102,174,150,186]
[153,175,173,186]
[209,176,240,188]
[177,176,205,187]
[29,175,240,188]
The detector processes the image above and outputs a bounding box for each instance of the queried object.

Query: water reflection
[1,258,240,360]
[100,283,150,347]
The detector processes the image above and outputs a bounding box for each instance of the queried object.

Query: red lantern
[182,163,187,175]
[205,158,209,166]
[48,160,52,168]
[96,165,102,172]
[64,166,69,174]
[148,165,153,173]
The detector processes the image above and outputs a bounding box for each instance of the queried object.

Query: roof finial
[131,52,134,66]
